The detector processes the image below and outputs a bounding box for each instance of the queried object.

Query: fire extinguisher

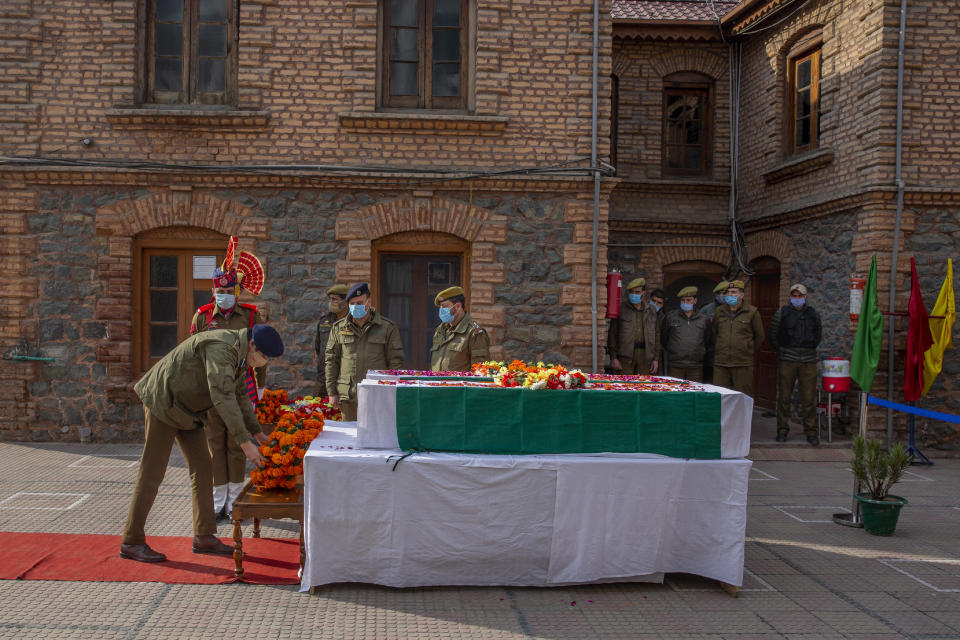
[605,271,622,319]
[849,275,866,321]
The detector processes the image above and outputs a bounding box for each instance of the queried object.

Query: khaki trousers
[340,399,358,421]
[204,409,247,484]
[713,365,755,397]
[122,407,217,546]
[777,360,818,436]
[669,365,704,383]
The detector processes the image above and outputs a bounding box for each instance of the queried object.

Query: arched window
[786,29,823,154]
[662,71,713,177]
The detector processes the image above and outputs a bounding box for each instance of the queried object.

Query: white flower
[530,379,548,390]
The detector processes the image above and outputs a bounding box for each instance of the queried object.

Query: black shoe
[215,507,230,523]
[192,535,234,556]
[807,435,820,446]
[120,543,167,563]
[775,433,788,442]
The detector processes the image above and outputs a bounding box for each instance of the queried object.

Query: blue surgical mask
[214,293,235,309]
[790,297,806,308]
[349,304,367,319]
[651,302,662,313]
[438,307,456,323]
[628,293,644,305]
[724,295,739,306]
[680,302,694,313]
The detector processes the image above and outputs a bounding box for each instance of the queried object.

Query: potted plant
[851,436,911,535]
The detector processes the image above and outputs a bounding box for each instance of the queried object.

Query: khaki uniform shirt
[712,303,766,367]
[190,302,265,385]
[430,312,491,372]
[313,310,341,383]
[324,309,406,401]
[134,329,262,446]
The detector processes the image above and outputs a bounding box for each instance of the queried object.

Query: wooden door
[750,258,781,410]
[379,254,462,370]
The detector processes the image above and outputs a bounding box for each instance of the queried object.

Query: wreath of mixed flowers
[251,392,340,490]
[470,360,588,390]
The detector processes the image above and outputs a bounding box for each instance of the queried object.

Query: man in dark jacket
[607,277,661,375]
[120,325,283,563]
[663,286,712,382]
[769,283,823,444]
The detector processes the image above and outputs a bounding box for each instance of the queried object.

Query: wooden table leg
[253,517,261,538]
[232,518,244,579]
[719,581,740,597]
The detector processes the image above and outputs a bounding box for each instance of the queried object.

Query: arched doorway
[372,231,469,370]
[749,256,781,410]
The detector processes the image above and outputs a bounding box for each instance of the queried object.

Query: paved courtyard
[0,413,958,639]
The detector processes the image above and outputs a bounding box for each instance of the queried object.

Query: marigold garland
[250,392,330,490]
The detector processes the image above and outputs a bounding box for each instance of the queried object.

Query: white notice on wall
[193,255,218,280]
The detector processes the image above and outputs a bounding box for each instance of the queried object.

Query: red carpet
[0,532,301,585]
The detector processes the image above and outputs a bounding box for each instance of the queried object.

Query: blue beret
[347,282,370,301]
[251,324,284,357]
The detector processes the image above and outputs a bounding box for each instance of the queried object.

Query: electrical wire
[735,0,816,36]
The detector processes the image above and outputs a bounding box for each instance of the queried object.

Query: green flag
[850,255,884,393]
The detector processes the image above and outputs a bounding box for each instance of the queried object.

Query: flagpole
[833,391,866,527]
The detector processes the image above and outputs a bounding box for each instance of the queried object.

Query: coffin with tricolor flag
[355,373,753,459]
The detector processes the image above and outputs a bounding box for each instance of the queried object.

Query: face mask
[680,302,694,313]
[651,302,662,313]
[349,304,367,319]
[215,293,235,309]
[790,297,806,308]
[438,307,456,324]
[628,293,644,305]
[715,294,725,304]
[724,295,739,306]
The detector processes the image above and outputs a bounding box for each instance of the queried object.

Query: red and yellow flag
[922,259,955,396]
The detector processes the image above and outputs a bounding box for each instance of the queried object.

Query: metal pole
[833,392,866,527]
[589,0,600,374]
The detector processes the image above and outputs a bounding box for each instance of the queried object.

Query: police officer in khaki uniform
[607,277,661,374]
[430,286,490,372]
[663,286,712,382]
[313,284,348,397]
[325,283,406,421]
[120,325,283,563]
[190,267,265,520]
[712,280,765,396]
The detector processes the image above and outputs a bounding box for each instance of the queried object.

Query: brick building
[611,0,960,447]
[1,0,958,448]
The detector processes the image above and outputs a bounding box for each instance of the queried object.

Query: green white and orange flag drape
[922,258,956,396]
[850,255,884,394]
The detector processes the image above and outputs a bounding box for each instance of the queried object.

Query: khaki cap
[434,286,465,306]
[678,286,698,298]
[326,284,348,297]
[626,277,646,290]
[727,279,745,289]
[712,281,729,294]
[790,283,808,295]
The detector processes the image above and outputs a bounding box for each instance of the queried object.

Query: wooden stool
[230,481,304,579]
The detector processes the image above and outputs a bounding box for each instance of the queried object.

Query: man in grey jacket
[769,283,822,445]
[663,286,712,382]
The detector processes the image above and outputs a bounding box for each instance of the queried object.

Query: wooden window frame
[143,0,238,106]
[784,30,823,156]
[133,233,227,374]
[661,73,713,178]
[380,0,470,111]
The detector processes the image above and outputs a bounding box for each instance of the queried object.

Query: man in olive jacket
[120,325,283,563]
[769,283,823,444]
[313,283,349,397]
[712,280,765,396]
[663,286,712,382]
[325,282,406,420]
[430,286,490,372]
[607,277,661,374]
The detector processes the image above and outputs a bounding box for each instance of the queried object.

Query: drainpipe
[590,0,600,373]
[886,0,907,448]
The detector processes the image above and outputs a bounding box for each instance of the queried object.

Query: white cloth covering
[357,378,753,458]
[300,426,750,591]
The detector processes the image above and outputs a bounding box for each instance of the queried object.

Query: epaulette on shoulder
[239,302,258,313]
[472,321,485,334]
[196,302,215,314]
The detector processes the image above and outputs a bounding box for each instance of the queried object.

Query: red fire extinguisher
[605,271,622,319]
[849,275,866,321]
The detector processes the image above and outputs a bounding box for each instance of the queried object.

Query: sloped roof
[612,0,741,22]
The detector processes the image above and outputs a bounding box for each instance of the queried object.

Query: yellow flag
[922,259,955,396]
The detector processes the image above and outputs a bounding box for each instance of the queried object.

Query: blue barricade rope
[866,396,960,425]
